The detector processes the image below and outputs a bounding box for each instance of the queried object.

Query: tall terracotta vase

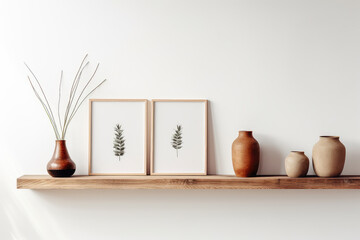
[312,136,346,177]
[232,131,260,177]
[47,140,76,177]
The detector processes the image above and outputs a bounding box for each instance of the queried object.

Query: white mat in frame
[89,99,147,175]
[150,99,208,175]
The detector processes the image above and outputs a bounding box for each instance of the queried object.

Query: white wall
[1,0,360,239]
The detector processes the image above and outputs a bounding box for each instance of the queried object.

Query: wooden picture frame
[89,99,148,175]
[150,99,208,175]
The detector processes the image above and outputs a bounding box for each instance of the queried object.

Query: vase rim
[55,139,66,142]
[238,130,252,133]
[320,136,339,139]
[291,151,304,153]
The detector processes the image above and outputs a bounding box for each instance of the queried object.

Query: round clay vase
[285,151,309,177]
[47,140,76,177]
[312,136,346,177]
[232,131,260,177]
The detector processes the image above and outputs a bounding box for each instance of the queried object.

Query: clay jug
[312,136,346,177]
[47,140,76,177]
[232,131,260,177]
[285,151,309,177]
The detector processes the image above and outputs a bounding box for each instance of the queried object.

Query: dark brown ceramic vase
[232,131,260,177]
[47,140,76,177]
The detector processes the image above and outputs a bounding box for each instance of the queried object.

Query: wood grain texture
[17,175,360,189]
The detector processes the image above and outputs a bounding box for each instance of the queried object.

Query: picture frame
[89,99,148,175]
[150,99,208,175]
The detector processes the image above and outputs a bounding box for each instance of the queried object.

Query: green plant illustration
[171,125,183,158]
[113,124,125,160]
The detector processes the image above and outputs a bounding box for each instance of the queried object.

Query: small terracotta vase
[47,140,76,177]
[232,131,260,177]
[312,136,346,177]
[285,151,309,177]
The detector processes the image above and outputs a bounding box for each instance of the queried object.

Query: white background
[91,101,146,174]
[1,0,360,239]
[153,101,206,174]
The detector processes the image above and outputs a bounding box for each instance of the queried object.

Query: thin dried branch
[25,63,60,139]
[63,79,106,137]
[25,54,106,140]
[57,70,63,133]
[27,76,60,139]
[62,56,88,138]
[66,61,90,116]
[67,63,99,122]
[60,61,90,139]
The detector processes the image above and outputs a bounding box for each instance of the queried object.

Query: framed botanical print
[89,99,147,175]
[150,99,208,175]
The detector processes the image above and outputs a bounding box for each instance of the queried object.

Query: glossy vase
[285,151,309,177]
[47,140,76,177]
[232,131,260,177]
[312,136,346,177]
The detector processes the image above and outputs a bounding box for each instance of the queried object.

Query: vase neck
[53,140,70,159]
[238,131,253,138]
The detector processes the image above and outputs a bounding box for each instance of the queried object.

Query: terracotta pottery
[47,140,76,177]
[312,136,346,177]
[232,131,260,177]
[285,151,309,177]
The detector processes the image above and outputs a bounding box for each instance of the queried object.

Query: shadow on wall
[205,105,360,176]
[256,133,283,175]
[33,188,360,207]
[0,159,52,240]
[256,136,360,176]
[339,139,360,175]
[32,189,360,227]
[207,101,217,174]
[206,104,285,175]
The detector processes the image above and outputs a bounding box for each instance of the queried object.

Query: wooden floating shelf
[17,175,360,189]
